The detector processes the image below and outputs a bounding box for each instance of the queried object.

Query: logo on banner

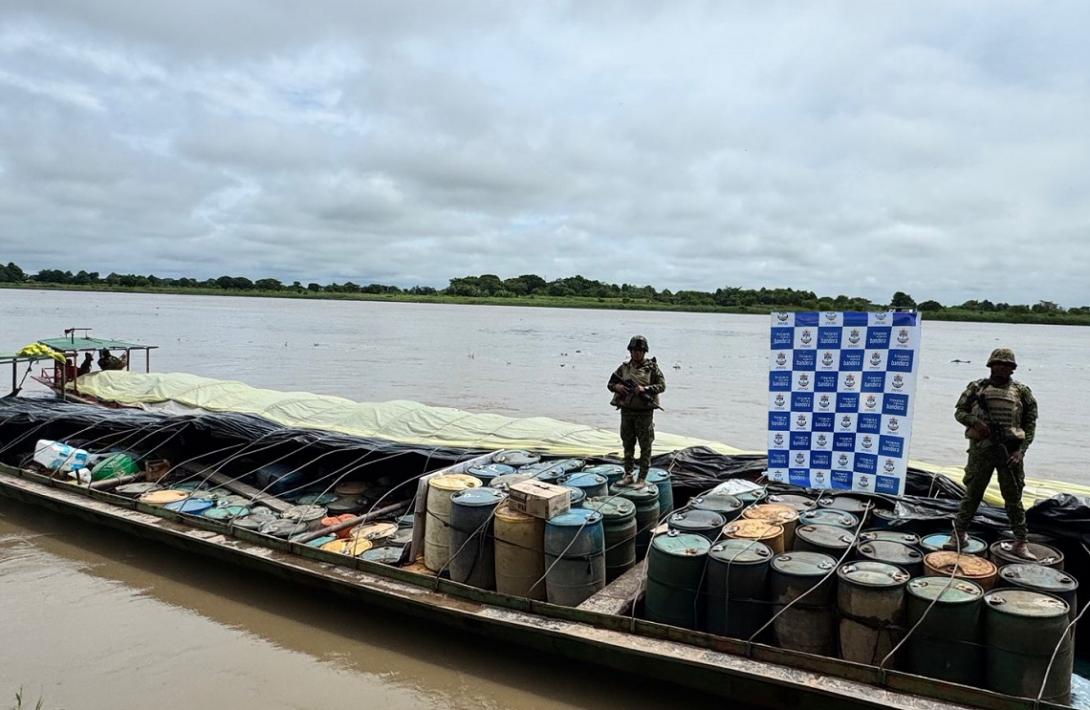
[844,374,857,389]
[861,435,874,450]
[821,352,834,367]
[800,329,813,345]
[818,394,831,409]
[816,434,828,447]
[798,374,811,389]
[887,417,900,433]
[837,453,850,468]
[884,458,897,473]
[774,394,786,408]
[897,329,910,344]
[814,471,826,484]
[840,415,852,429]
[858,475,871,489]
[775,352,788,367]
[777,313,790,323]
[794,453,806,466]
[864,395,878,411]
[796,414,808,428]
[874,312,888,322]
[825,313,838,323]
[848,329,861,345]
[773,433,785,447]
[892,374,904,390]
[869,352,882,367]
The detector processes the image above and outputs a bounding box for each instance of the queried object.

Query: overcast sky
[1,2,1088,305]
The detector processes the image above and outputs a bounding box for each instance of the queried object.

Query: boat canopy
[36,336,156,353]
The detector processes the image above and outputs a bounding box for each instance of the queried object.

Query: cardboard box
[508,480,571,520]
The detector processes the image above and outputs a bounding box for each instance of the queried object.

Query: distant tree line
[1,261,1086,314]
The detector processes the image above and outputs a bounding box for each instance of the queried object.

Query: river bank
[4,283,1088,326]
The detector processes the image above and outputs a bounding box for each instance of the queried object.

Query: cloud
[0,2,1089,305]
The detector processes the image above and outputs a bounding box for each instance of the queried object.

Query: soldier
[607,335,666,486]
[945,348,1038,559]
[97,349,126,371]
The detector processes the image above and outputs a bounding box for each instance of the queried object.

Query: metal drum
[320,536,373,556]
[544,508,606,606]
[489,473,533,491]
[837,562,909,665]
[561,471,608,498]
[920,533,987,556]
[724,519,784,554]
[766,493,817,513]
[856,540,924,578]
[449,487,507,588]
[704,539,773,639]
[734,487,768,506]
[742,504,799,549]
[139,489,189,506]
[793,524,855,557]
[585,496,637,582]
[115,482,161,497]
[583,464,626,487]
[645,531,711,630]
[669,509,727,542]
[984,589,1073,704]
[521,458,585,483]
[326,496,365,515]
[769,552,838,655]
[359,545,405,565]
[610,482,660,559]
[565,486,586,508]
[204,505,250,521]
[990,540,1065,570]
[905,578,984,686]
[645,468,674,514]
[817,495,873,523]
[797,509,859,531]
[494,502,546,600]
[353,521,397,543]
[296,491,338,506]
[924,551,998,591]
[396,513,416,528]
[689,493,743,519]
[423,473,482,572]
[233,509,278,531]
[491,450,541,467]
[466,463,516,487]
[333,480,368,497]
[164,498,215,515]
[869,508,901,529]
[858,529,920,548]
[998,563,1079,620]
[283,504,328,530]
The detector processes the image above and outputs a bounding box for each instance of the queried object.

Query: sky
[1,1,1088,306]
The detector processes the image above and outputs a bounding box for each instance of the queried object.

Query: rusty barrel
[769,551,838,656]
[837,561,909,665]
[924,551,998,591]
[742,503,799,549]
[984,589,1073,704]
[724,519,784,555]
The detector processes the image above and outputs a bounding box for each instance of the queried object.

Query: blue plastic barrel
[466,463,516,486]
[164,498,214,515]
[561,472,608,498]
[646,468,674,514]
[565,486,587,508]
[449,487,507,589]
[544,508,606,606]
[582,464,625,487]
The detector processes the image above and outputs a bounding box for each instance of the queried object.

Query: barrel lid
[566,487,586,506]
[990,540,1064,566]
[742,503,798,525]
[795,524,856,550]
[450,486,507,507]
[652,531,711,557]
[924,551,997,579]
[690,494,743,515]
[724,519,783,540]
[299,534,337,548]
[817,495,874,515]
[670,508,727,531]
[490,473,533,490]
[562,472,607,489]
[429,473,483,492]
[609,482,659,501]
[495,501,536,523]
[584,496,636,520]
[354,522,398,541]
[547,508,603,527]
[838,561,910,588]
[582,464,625,478]
[359,544,405,564]
[645,468,671,483]
[283,504,327,522]
[139,489,190,506]
[857,540,923,563]
[907,577,983,603]
[296,491,338,506]
[859,530,920,546]
[326,496,365,514]
[203,505,250,520]
[215,494,252,508]
[771,551,836,576]
[921,533,986,555]
[798,509,859,529]
[984,589,1069,618]
[766,493,817,512]
[115,482,161,497]
[259,519,310,538]
[321,513,357,528]
[233,510,278,530]
[390,527,414,545]
[999,563,1079,592]
[467,463,516,480]
[709,538,774,564]
[334,480,369,497]
[492,450,541,467]
[734,487,768,504]
[320,537,374,556]
[164,498,215,514]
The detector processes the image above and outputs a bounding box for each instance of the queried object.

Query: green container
[689,493,743,519]
[816,495,873,521]
[611,482,660,559]
[704,539,773,638]
[734,487,768,506]
[766,493,817,513]
[920,533,987,556]
[837,562,909,665]
[856,540,924,578]
[645,468,674,514]
[585,496,638,582]
[794,524,855,556]
[90,452,138,481]
[582,464,625,486]
[645,531,711,630]
[769,552,837,655]
[858,529,921,548]
[984,589,1073,703]
[998,563,1079,620]
[668,509,726,541]
[905,577,984,686]
[797,509,859,530]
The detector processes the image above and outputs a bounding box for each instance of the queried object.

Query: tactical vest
[977,382,1025,440]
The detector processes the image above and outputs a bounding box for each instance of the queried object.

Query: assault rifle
[609,369,663,411]
[968,387,1019,471]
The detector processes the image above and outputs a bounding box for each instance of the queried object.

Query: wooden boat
[0,459,1070,710]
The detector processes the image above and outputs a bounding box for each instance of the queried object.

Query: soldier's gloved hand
[1008,450,1024,465]
[612,383,627,394]
[972,422,991,439]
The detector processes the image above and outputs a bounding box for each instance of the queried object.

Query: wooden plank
[576,559,646,615]
[203,470,293,513]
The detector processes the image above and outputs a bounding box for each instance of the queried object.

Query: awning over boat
[37,336,156,352]
[73,371,749,458]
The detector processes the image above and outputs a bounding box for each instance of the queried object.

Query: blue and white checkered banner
[767,311,921,497]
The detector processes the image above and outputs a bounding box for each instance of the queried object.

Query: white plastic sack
[33,439,91,473]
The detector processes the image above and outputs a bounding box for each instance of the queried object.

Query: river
[1,289,1087,708]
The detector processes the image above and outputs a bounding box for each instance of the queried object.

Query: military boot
[942,531,970,551]
[1011,540,1038,561]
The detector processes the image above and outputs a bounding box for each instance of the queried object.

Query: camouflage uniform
[608,339,666,480]
[952,361,1038,539]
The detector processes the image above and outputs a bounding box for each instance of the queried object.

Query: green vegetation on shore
[2,261,1088,326]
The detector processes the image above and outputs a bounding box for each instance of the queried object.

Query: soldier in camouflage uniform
[608,335,666,485]
[946,348,1038,560]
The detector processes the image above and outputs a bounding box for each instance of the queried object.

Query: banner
[767,311,921,496]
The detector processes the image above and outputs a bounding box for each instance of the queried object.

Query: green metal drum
[856,540,924,578]
[816,495,873,521]
[610,482,660,559]
[989,540,1065,570]
[769,551,837,655]
[734,487,768,506]
[905,577,984,686]
[645,531,711,630]
[668,508,727,541]
[584,496,638,582]
[837,562,909,665]
[797,509,859,530]
[582,464,625,487]
[766,493,817,513]
[983,589,1073,704]
[793,524,856,557]
[689,493,743,519]
[920,533,986,556]
[998,563,1079,620]
[645,468,674,514]
[858,529,921,548]
[704,539,773,639]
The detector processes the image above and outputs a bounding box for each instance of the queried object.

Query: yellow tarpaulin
[75,371,1087,506]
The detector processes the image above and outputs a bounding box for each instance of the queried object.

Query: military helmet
[987,347,1017,367]
[627,335,649,351]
